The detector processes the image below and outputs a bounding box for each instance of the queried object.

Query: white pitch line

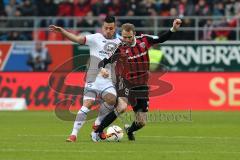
[16,134,240,140]
[17,134,66,137]
[0,149,240,154]
[139,135,240,140]
[0,149,134,153]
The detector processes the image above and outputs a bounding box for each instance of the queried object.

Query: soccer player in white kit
[49,16,120,142]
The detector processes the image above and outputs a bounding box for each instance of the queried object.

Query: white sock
[94,102,114,126]
[71,106,90,136]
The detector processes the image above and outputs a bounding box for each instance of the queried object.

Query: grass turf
[0,111,240,160]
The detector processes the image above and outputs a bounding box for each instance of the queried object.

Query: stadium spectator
[212,2,225,16]
[19,0,37,16]
[225,0,236,17]
[6,9,25,28]
[178,0,194,17]
[211,15,238,41]
[0,0,7,39]
[0,31,27,40]
[180,18,195,40]
[195,0,211,29]
[0,0,240,41]
[57,0,73,16]
[143,0,157,16]
[134,0,153,16]
[106,0,126,16]
[125,0,140,15]
[37,0,57,16]
[120,9,144,29]
[0,0,4,14]
[6,8,33,40]
[5,0,19,16]
[202,19,213,40]
[19,0,36,39]
[73,0,91,17]
[158,0,172,16]
[162,8,178,27]
[77,11,99,33]
[27,41,52,71]
[195,0,210,16]
[37,0,57,27]
[235,1,240,15]
[57,0,74,27]
[0,0,7,28]
[91,0,107,16]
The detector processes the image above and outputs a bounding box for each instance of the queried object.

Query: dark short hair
[121,23,135,33]
[104,16,116,23]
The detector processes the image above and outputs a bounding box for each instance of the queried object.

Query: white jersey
[85,33,121,83]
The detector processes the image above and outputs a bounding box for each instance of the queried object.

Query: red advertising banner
[149,72,240,110]
[0,72,85,110]
[0,72,239,110]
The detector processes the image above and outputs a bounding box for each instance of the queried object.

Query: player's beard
[104,33,113,39]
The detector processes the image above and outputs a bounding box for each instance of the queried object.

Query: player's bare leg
[102,93,116,106]
[116,97,128,113]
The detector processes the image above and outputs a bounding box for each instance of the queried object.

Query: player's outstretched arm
[146,19,182,44]
[159,19,182,42]
[48,25,85,44]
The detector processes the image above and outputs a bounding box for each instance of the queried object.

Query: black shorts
[116,76,149,112]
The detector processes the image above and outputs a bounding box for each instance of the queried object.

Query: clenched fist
[172,19,182,32]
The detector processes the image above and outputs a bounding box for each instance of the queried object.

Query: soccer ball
[106,125,124,142]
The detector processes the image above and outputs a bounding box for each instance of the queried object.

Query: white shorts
[83,76,116,101]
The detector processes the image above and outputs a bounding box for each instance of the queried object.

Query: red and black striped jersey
[115,35,154,85]
[99,30,173,85]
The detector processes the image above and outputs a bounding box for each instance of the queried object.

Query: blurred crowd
[0,0,240,41]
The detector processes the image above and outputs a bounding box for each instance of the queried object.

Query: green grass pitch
[0,111,240,160]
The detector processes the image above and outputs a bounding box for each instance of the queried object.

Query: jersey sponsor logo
[161,44,240,71]
[128,51,147,60]
[104,42,118,53]
[140,42,146,49]
[100,42,118,57]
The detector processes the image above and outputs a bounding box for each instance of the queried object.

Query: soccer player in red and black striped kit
[92,19,182,141]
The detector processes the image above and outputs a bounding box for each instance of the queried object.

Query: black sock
[95,110,118,133]
[128,121,144,134]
